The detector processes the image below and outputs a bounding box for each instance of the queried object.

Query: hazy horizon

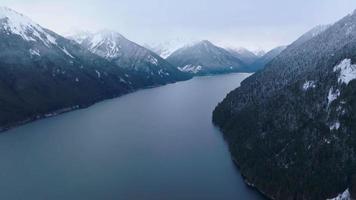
[3,0,356,51]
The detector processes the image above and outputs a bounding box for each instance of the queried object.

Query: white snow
[329,121,341,131]
[303,80,316,91]
[158,69,169,76]
[333,59,356,85]
[148,55,158,65]
[324,138,332,144]
[90,33,105,49]
[86,30,123,59]
[253,49,266,57]
[105,41,120,59]
[119,77,126,83]
[146,38,198,58]
[327,189,351,200]
[328,88,340,105]
[95,70,101,78]
[0,7,57,46]
[29,48,40,56]
[61,47,74,58]
[178,64,202,74]
[68,31,92,44]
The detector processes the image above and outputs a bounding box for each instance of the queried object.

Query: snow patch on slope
[327,189,351,200]
[148,55,158,65]
[95,70,101,78]
[178,65,202,74]
[329,121,341,131]
[333,59,356,85]
[328,88,340,105]
[303,80,316,91]
[29,48,40,56]
[61,47,74,58]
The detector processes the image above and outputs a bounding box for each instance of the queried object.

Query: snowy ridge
[0,7,57,46]
[70,30,124,59]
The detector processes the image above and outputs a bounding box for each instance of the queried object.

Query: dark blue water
[0,73,264,200]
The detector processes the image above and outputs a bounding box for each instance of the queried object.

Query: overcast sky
[3,0,356,51]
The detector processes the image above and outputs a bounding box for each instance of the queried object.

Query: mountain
[291,24,331,48]
[246,25,330,72]
[253,49,266,57]
[213,11,356,200]
[226,47,259,65]
[69,31,191,86]
[249,46,287,71]
[144,38,194,59]
[0,7,141,129]
[166,40,248,75]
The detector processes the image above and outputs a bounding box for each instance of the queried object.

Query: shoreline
[0,72,249,134]
[230,156,275,200]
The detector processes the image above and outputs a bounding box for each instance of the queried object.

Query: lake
[0,73,264,200]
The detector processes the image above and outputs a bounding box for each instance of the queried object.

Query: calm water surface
[0,73,265,200]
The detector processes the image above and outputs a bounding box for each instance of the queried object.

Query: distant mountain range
[0,7,190,129]
[1,5,355,200]
[165,40,285,75]
[213,10,356,200]
[0,6,284,129]
[248,46,287,71]
[69,30,190,87]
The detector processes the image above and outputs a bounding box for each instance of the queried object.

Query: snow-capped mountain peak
[145,38,198,58]
[69,30,128,59]
[0,7,57,46]
[253,49,266,57]
[67,30,92,44]
[233,47,254,55]
[88,30,124,58]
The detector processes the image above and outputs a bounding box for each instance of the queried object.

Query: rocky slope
[213,10,356,200]
[0,7,141,129]
[166,40,248,75]
[70,31,191,87]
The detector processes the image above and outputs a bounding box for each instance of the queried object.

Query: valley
[1,3,356,200]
